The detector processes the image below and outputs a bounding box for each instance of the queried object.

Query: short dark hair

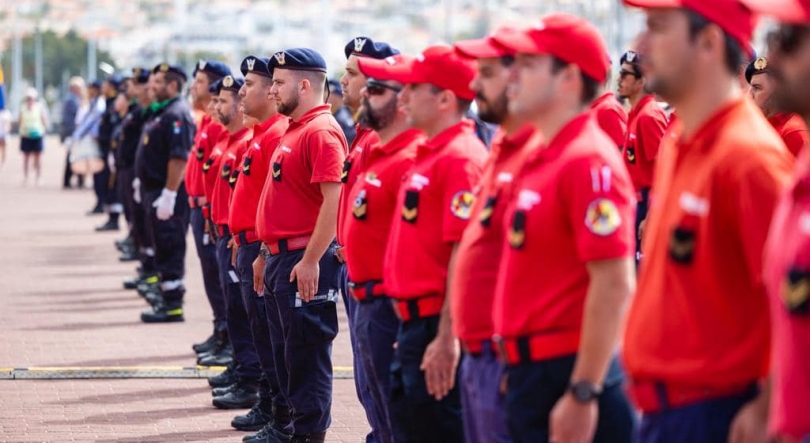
[428,84,473,115]
[550,57,600,105]
[165,72,185,92]
[686,9,745,75]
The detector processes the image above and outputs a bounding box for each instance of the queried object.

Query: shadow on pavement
[45,385,212,407]
[98,428,238,443]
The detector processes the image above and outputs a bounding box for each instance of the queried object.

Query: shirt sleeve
[781,129,809,158]
[440,153,484,243]
[564,156,636,262]
[595,107,627,148]
[307,128,347,184]
[166,112,194,161]
[637,111,668,162]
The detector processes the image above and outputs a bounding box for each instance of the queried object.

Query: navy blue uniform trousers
[262,244,341,435]
[235,240,290,427]
[216,234,261,382]
[189,207,226,331]
[505,355,636,443]
[142,184,189,304]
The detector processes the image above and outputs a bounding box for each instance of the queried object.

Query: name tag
[679,192,709,216]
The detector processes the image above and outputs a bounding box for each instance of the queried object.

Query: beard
[277,92,300,116]
[476,90,509,125]
[358,95,397,131]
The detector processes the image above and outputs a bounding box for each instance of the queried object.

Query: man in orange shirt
[745,56,810,157]
[620,1,794,442]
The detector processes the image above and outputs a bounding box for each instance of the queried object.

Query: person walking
[18,88,48,186]
[61,77,85,188]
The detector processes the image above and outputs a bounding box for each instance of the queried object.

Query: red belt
[267,236,310,255]
[493,330,580,365]
[626,380,757,413]
[348,280,386,302]
[216,224,230,238]
[233,230,260,246]
[393,295,444,322]
[188,196,207,208]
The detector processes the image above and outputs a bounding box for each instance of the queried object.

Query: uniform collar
[495,123,536,153]
[768,112,795,128]
[228,126,251,143]
[289,104,332,127]
[417,119,475,159]
[379,128,425,156]
[255,113,285,134]
[590,92,616,109]
[628,94,656,121]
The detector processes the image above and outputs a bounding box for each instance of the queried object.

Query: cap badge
[354,37,368,53]
[223,76,234,88]
[198,60,207,70]
[274,51,286,66]
[159,63,170,72]
[133,68,142,76]
[385,56,397,65]
[626,51,637,62]
[246,58,256,71]
[754,57,768,70]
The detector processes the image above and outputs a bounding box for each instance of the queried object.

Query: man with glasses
[616,50,668,262]
[342,65,425,443]
[358,45,487,443]
[619,0,794,441]
[742,1,810,440]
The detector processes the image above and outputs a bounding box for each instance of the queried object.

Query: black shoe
[208,364,237,388]
[212,382,237,397]
[119,250,138,262]
[193,332,218,354]
[123,275,144,290]
[95,220,120,232]
[243,423,292,443]
[212,381,259,410]
[289,433,325,443]
[143,288,163,308]
[231,402,274,431]
[198,346,233,366]
[136,274,160,296]
[87,204,104,215]
[115,236,133,252]
[140,303,184,323]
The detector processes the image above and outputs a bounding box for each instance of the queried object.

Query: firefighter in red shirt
[358,45,487,443]
[591,89,628,150]
[743,1,810,440]
[335,37,400,443]
[252,48,347,443]
[745,55,810,157]
[620,0,794,442]
[491,13,637,443]
[449,26,534,443]
[616,49,668,262]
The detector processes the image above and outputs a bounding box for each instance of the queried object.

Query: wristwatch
[259,244,271,259]
[568,381,602,403]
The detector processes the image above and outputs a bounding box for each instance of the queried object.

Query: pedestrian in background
[61,76,85,188]
[18,88,48,186]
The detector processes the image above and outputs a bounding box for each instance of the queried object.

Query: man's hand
[638,217,647,242]
[132,178,142,204]
[728,397,769,443]
[290,258,319,302]
[152,188,177,220]
[253,255,266,295]
[549,393,598,443]
[420,333,459,400]
[228,238,239,267]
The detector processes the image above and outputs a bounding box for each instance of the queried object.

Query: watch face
[571,381,600,402]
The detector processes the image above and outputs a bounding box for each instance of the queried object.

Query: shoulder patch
[584,198,621,236]
[450,191,475,220]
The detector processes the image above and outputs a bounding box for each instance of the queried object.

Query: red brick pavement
[0,136,368,442]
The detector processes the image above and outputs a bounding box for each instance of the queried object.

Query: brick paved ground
[0,136,368,443]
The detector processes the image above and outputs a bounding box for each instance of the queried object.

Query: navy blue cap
[240,56,272,78]
[745,56,769,84]
[619,50,642,76]
[89,80,102,89]
[343,36,400,60]
[104,74,124,90]
[327,79,342,95]
[219,75,245,92]
[152,63,188,82]
[192,59,232,80]
[209,78,222,94]
[268,48,327,74]
[131,67,151,84]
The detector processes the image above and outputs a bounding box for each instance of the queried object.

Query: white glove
[152,188,177,221]
[132,178,142,204]
[108,152,116,174]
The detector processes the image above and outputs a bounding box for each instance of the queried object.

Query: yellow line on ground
[0,366,354,380]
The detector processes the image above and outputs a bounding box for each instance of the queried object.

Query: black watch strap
[569,381,602,403]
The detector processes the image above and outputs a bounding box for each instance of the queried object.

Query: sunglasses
[768,24,810,55]
[366,79,402,96]
[618,69,640,79]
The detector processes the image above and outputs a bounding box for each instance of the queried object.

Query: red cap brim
[742,0,810,23]
[491,31,548,55]
[357,55,421,84]
[622,0,682,7]
[455,38,511,58]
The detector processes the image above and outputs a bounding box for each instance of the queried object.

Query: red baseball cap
[741,0,810,23]
[491,13,610,83]
[623,0,756,57]
[454,27,519,58]
[356,45,477,100]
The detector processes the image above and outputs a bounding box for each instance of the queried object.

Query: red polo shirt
[622,95,668,190]
[211,127,251,226]
[338,126,379,246]
[764,149,810,440]
[343,128,423,284]
[450,124,537,348]
[590,92,628,150]
[202,129,230,204]
[383,119,487,301]
[229,114,289,234]
[623,99,793,396]
[770,112,809,158]
[493,113,635,359]
[256,104,348,245]
[186,116,225,197]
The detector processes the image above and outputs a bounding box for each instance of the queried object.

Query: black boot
[123,271,146,290]
[140,302,184,323]
[198,329,233,366]
[119,249,139,262]
[208,363,237,388]
[95,216,120,232]
[212,379,260,410]
[242,423,292,443]
[193,329,218,354]
[289,432,326,443]
[136,274,160,296]
[212,382,237,397]
[87,203,104,215]
[115,236,133,252]
[231,400,274,431]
